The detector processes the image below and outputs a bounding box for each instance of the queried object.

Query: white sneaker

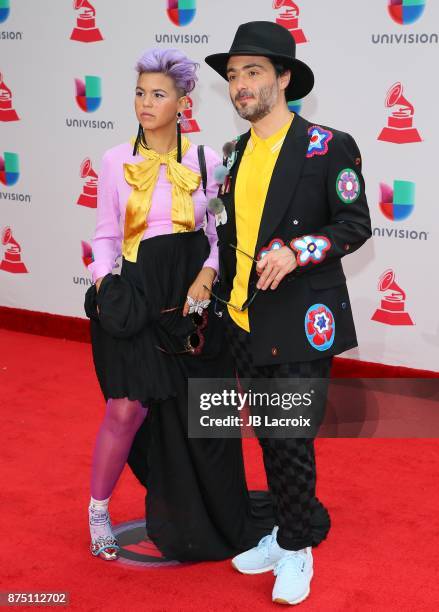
[272,547,313,605]
[232,526,284,574]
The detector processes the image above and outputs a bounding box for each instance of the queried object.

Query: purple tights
[91,398,148,501]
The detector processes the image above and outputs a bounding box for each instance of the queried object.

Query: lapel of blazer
[254,113,310,256]
[221,129,251,248]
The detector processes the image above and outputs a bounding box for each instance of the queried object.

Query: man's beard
[232,82,278,122]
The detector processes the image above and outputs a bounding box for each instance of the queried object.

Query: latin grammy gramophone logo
[75,75,102,112]
[179,96,200,133]
[0,151,19,186]
[378,82,422,144]
[70,0,103,43]
[77,158,98,208]
[0,72,19,121]
[0,0,10,23]
[273,0,307,44]
[0,226,28,273]
[167,0,196,27]
[371,269,414,326]
[388,0,426,25]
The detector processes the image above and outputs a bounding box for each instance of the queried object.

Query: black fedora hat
[205,21,314,101]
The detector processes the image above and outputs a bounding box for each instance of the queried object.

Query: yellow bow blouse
[122,136,201,262]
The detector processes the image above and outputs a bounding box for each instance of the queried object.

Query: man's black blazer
[215,113,372,366]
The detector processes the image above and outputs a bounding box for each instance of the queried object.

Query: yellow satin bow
[122,136,201,262]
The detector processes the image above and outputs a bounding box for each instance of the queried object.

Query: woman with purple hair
[84,48,274,563]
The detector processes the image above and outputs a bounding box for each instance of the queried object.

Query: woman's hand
[183,267,216,316]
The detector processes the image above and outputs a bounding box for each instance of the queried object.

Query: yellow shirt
[228,115,294,331]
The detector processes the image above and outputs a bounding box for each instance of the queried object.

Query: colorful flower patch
[290,235,331,266]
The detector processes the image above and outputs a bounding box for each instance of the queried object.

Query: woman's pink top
[88,142,221,283]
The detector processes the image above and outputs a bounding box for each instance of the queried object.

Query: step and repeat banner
[1,0,438,370]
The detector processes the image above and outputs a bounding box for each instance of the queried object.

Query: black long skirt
[85,230,330,561]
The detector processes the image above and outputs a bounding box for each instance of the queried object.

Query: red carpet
[1,328,439,611]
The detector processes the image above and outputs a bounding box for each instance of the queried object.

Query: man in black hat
[205,21,371,605]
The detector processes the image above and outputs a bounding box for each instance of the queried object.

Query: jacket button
[344,244,350,251]
[342,302,347,309]
[293,219,299,225]
[271,347,278,356]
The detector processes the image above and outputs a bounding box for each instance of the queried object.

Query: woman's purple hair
[135,48,199,95]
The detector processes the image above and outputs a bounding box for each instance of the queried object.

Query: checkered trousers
[225,311,332,551]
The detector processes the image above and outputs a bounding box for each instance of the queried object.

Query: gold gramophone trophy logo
[0,227,28,273]
[70,0,103,43]
[77,158,98,208]
[273,0,307,44]
[378,82,422,144]
[371,269,414,325]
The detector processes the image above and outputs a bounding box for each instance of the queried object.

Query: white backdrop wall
[1,0,438,370]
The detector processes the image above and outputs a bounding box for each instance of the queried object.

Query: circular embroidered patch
[336,168,360,203]
[305,304,335,351]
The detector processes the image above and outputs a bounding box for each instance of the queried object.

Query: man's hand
[256,246,297,290]
[183,267,217,316]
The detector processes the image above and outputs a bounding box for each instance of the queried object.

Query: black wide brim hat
[205,21,314,101]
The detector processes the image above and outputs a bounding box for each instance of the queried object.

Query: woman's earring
[176,112,182,163]
[132,123,144,156]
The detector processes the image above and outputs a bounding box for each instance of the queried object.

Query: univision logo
[0,151,19,186]
[388,0,426,25]
[379,180,414,220]
[167,0,196,26]
[373,179,428,241]
[75,75,101,112]
[0,0,23,39]
[0,152,32,203]
[73,241,94,286]
[156,0,209,44]
[81,240,93,267]
[372,0,437,44]
[0,0,10,23]
[287,99,302,114]
[66,76,114,130]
